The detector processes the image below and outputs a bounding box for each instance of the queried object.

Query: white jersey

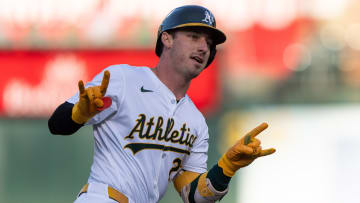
[67,65,209,203]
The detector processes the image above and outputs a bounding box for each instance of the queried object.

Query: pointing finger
[78,80,85,96]
[243,123,268,145]
[248,122,268,138]
[100,70,110,96]
[259,148,276,157]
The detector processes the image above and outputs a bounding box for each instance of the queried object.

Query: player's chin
[188,66,204,79]
[192,60,206,71]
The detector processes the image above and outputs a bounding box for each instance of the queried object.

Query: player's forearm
[176,123,276,202]
[206,163,231,191]
[48,102,83,135]
[174,164,231,203]
[188,164,230,203]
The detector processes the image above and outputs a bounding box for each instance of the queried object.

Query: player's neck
[152,63,190,100]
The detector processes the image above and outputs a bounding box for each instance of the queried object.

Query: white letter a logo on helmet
[202,11,214,25]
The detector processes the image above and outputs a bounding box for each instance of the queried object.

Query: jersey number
[169,158,182,177]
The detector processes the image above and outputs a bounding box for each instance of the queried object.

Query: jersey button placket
[169,98,177,116]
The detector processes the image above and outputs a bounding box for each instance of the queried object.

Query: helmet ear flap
[205,47,216,68]
[155,38,164,57]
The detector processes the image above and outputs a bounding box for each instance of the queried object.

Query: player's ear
[161,31,174,50]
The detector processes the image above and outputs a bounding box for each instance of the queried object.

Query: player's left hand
[218,122,276,177]
[72,70,111,124]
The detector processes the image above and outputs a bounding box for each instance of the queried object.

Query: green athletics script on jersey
[124,114,197,155]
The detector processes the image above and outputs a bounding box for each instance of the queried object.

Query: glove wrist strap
[71,103,90,124]
[218,154,237,177]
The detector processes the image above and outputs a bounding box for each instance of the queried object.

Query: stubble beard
[181,61,205,80]
[170,50,206,80]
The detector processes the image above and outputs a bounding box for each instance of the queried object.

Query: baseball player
[48,5,275,203]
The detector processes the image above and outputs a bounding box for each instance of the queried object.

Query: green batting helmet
[155,5,226,68]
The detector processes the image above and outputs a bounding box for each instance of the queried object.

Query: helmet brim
[155,23,226,57]
[174,23,226,45]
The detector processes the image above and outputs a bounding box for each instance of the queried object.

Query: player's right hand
[218,122,276,177]
[72,70,110,124]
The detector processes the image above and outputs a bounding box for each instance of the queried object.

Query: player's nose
[197,36,210,53]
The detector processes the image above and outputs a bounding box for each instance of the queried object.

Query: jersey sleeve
[67,65,125,125]
[181,120,209,174]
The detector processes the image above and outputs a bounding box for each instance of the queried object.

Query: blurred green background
[0,119,93,203]
[0,117,238,203]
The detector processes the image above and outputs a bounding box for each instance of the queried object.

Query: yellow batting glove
[218,122,276,177]
[72,70,111,124]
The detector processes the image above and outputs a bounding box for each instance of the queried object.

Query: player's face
[169,28,213,79]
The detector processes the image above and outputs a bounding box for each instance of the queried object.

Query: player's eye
[188,33,200,40]
[187,32,212,48]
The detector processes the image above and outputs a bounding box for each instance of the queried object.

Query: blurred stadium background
[0,0,360,202]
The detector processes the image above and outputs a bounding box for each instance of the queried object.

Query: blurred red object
[0,50,220,117]
[224,18,314,79]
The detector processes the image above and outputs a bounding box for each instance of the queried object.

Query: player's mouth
[190,56,204,64]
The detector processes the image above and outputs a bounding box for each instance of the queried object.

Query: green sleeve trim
[188,175,201,203]
[207,164,231,191]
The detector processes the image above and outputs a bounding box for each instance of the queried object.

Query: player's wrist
[207,164,231,191]
[71,102,90,124]
[218,154,238,177]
